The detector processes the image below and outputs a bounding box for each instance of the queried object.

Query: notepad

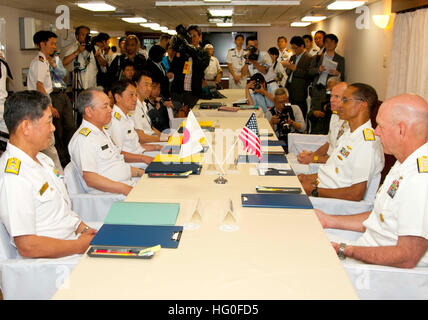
[154,153,203,163]
[103,202,180,226]
[179,120,213,128]
[167,136,208,146]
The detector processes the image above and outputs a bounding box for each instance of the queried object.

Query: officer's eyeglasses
[342,97,364,104]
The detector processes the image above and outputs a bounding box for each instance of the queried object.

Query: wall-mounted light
[372,14,392,29]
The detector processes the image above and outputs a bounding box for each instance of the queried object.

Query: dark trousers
[50,91,77,167]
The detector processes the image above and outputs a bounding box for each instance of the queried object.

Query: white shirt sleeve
[109,118,126,151]
[1,175,37,237]
[397,176,428,239]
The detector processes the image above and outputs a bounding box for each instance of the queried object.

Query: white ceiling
[0,0,378,33]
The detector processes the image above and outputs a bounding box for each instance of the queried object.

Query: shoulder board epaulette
[114,112,121,121]
[229,48,234,51]
[79,128,91,136]
[363,128,375,141]
[417,156,428,173]
[39,56,45,62]
[4,158,21,175]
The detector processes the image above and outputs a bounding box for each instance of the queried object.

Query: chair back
[0,222,18,261]
[64,162,88,194]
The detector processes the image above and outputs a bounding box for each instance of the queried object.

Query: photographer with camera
[169,25,210,109]
[265,88,306,152]
[109,35,147,85]
[241,36,277,96]
[245,73,274,114]
[62,26,104,90]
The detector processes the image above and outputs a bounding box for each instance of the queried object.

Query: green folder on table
[104,202,180,226]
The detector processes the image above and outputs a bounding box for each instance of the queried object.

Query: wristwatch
[311,186,319,197]
[79,226,90,235]
[338,243,347,260]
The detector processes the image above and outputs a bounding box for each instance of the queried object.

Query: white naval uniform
[356,142,428,266]
[226,48,246,89]
[306,48,319,57]
[278,48,292,64]
[131,98,156,136]
[68,119,134,194]
[27,51,53,94]
[327,113,349,156]
[204,56,221,87]
[109,105,145,154]
[317,120,384,199]
[0,143,81,253]
[27,51,62,174]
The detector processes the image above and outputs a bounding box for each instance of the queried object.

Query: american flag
[238,113,263,161]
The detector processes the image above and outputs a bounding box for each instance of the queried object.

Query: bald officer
[298,83,384,201]
[0,91,96,258]
[68,88,144,196]
[315,94,428,267]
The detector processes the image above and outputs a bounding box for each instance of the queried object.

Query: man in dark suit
[284,36,312,117]
[169,25,210,109]
[308,33,345,112]
[144,45,171,101]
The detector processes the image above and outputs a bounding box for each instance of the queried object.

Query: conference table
[52,116,358,300]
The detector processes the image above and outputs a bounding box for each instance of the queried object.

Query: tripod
[72,58,84,127]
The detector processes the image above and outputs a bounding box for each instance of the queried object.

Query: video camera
[245,45,259,61]
[277,103,293,137]
[84,34,94,53]
[170,24,193,53]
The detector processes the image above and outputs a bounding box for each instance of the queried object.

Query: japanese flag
[179,110,206,159]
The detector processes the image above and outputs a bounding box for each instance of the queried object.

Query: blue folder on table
[237,154,288,164]
[104,202,180,226]
[241,193,313,209]
[145,162,202,175]
[260,140,286,147]
[90,224,183,249]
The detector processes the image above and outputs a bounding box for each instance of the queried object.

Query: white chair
[63,162,125,222]
[309,172,381,215]
[325,228,428,300]
[0,221,103,300]
[287,132,327,156]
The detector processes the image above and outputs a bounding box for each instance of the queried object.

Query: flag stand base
[214,174,228,184]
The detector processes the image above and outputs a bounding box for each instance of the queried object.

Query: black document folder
[145,162,202,175]
[241,193,313,209]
